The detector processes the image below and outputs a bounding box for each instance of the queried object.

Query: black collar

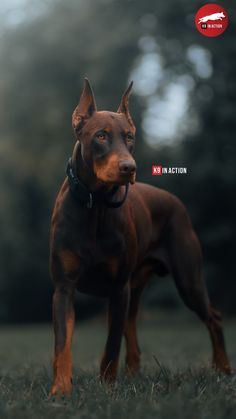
[66,157,129,209]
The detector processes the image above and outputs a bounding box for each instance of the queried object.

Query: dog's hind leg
[123,265,152,377]
[100,283,130,382]
[124,261,168,377]
[167,210,231,374]
[124,284,144,376]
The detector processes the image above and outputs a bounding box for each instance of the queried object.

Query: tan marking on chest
[60,250,79,274]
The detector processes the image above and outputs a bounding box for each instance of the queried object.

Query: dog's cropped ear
[117,81,134,128]
[72,78,97,132]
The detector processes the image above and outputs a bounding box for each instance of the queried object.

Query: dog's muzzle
[119,160,136,184]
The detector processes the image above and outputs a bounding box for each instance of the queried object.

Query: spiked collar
[66,157,129,209]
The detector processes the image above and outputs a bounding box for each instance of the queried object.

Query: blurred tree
[0,0,235,321]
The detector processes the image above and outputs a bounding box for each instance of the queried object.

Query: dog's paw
[49,380,72,397]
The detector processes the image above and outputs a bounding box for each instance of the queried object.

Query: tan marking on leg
[207,307,232,374]
[60,250,79,274]
[51,311,75,395]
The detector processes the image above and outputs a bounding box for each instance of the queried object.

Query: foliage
[0,0,235,321]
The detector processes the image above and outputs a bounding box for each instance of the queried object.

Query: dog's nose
[119,160,136,175]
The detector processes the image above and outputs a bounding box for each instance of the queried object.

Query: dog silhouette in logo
[198,12,225,24]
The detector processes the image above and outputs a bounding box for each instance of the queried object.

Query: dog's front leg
[100,283,130,382]
[50,283,75,396]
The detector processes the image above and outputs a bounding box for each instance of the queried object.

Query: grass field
[0,310,236,419]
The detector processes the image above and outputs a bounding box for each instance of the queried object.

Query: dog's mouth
[120,170,136,185]
[96,171,136,186]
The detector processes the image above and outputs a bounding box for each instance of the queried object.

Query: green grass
[0,310,236,419]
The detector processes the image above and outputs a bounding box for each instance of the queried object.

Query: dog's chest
[77,260,120,297]
[77,209,129,256]
[76,227,130,296]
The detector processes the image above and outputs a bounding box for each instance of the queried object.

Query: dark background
[0,0,235,323]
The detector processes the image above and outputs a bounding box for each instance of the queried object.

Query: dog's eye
[126,133,134,143]
[96,132,107,142]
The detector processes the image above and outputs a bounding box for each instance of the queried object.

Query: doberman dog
[49,79,231,395]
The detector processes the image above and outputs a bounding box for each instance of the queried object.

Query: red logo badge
[195,4,228,37]
[152,165,162,176]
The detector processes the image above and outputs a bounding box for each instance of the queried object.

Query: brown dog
[49,79,231,395]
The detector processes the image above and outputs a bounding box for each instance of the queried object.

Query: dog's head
[72,79,136,185]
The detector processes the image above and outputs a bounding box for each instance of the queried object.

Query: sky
[0,0,48,28]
